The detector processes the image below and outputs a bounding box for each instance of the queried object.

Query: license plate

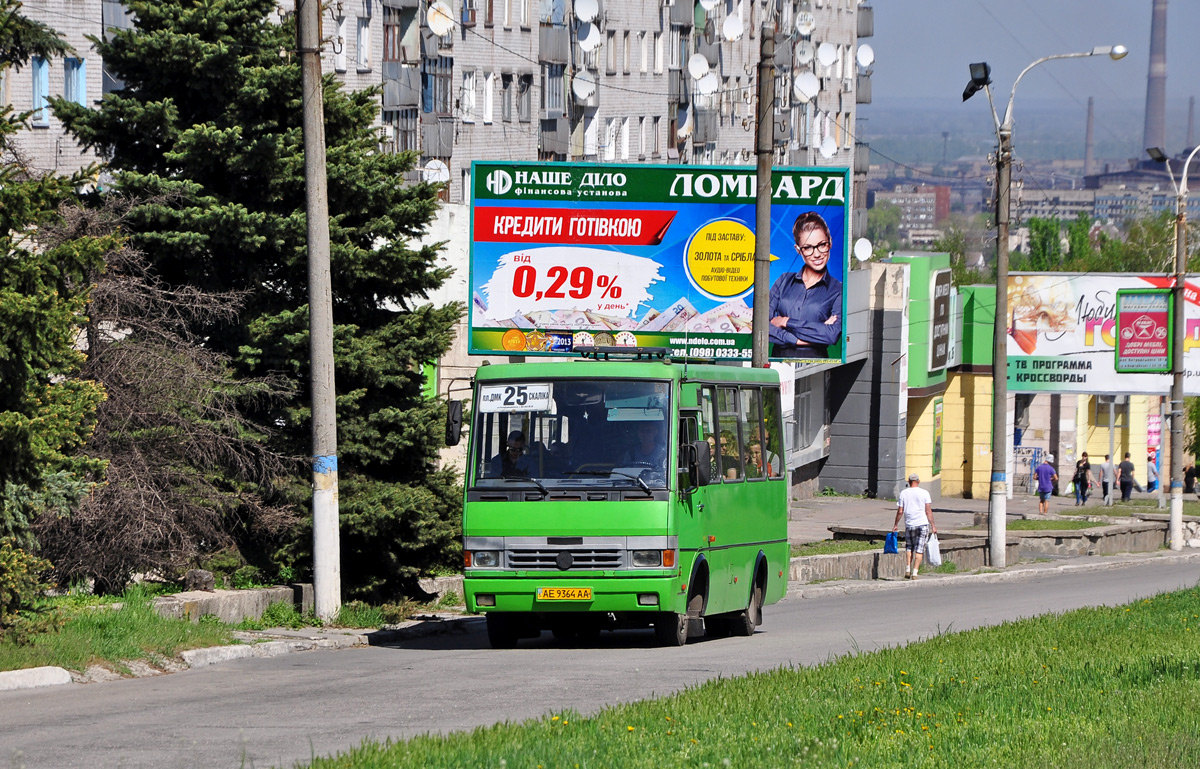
[537,587,592,601]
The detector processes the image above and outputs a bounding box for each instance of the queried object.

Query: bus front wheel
[486,613,520,648]
[654,611,688,646]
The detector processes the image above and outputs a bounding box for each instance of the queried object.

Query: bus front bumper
[464,574,685,614]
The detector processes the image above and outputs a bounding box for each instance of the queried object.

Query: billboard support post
[751,24,774,368]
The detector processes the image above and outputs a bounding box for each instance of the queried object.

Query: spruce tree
[0,0,108,545]
[57,0,462,598]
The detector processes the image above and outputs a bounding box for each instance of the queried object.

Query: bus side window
[717,386,743,481]
[678,414,697,486]
[741,388,766,480]
[700,386,720,483]
[763,387,784,479]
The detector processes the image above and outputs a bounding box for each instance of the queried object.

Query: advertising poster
[932,398,943,476]
[1114,288,1171,373]
[468,162,849,361]
[1007,273,1200,394]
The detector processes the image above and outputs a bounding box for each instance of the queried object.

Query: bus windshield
[471,378,671,490]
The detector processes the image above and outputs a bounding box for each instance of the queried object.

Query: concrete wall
[824,262,909,499]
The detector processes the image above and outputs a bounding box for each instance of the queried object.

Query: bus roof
[473,358,781,386]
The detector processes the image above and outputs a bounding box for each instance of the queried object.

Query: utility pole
[751,24,775,368]
[1168,157,1190,550]
[990,123,1012,568]
[297,0,341,620]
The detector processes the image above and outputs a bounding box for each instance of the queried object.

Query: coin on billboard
[595,331,616,347]
[501,329,527,351]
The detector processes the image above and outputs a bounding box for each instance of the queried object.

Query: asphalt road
[3,559,1198,769]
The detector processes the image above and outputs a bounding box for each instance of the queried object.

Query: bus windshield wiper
[502,476,549,497]
[565,469,653,494]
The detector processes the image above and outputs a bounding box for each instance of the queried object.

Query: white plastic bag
[925,533,942,567]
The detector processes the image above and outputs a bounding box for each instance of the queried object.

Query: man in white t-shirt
[891,473,937,580]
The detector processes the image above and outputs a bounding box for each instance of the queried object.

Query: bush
[0,538,62,643]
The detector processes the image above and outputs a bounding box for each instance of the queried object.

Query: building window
[461,0,477,27]
[653,32,662,73]
[31,56,49,125]
[334,16,348,71]
[638,31,647,73]
[64,58,86,107]
[383,108,418,153]
[519,0,529,26]
[652,115,661,156]
[483,72,495,123]
[622,31,630,74]
[621,116,630,159]
[484,0,494,25]
[422,56,452,115]
[517,73,532,122]
[667,27,681,69]
[606,31,616,74]
[461,69,476,122]
[356,15,372,70]
[541,63,564,114]
[604,117,617,161]
[501,73,513,121]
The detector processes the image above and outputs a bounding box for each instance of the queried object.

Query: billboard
[1007,273,1200,394]
[1115,288,1172,373]
[468,162,849,362]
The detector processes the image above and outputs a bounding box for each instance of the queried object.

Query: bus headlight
[472,550,500,568]
[631,550,662,567]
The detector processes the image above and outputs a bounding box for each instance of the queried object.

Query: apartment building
[8,1,873,206]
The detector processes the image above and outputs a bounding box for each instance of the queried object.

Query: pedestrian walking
[1118,452,1136,501]
[1100,454,1117,506]
[1035,454,1057,515]
[1146,453,1158,493]
[1073,452,1095,506]
[892,474,936,580]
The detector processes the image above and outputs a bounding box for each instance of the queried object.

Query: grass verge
[0,586,234,673]
[791,539,883,558]
[301,587,1200,769]
[964,519,1104,532]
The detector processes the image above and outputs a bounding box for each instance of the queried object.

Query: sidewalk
[786,489,1168,544]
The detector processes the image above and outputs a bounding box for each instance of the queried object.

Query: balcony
[539,23,570,64]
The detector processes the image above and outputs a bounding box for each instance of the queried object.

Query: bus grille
[507,548,623,570]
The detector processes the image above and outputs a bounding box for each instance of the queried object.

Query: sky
[863,0,1200,152]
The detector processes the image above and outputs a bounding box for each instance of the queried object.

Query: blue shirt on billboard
[767,270,843,359]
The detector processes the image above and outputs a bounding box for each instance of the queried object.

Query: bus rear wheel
[486,613,521,648]
[731,582,763,637]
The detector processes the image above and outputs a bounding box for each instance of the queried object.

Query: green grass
[0,586,235,673]
[791,539,883,558]
[965,519,1105,531]
[300,587,1200,769]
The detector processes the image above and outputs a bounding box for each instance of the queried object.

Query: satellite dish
[697,71,719,95]
[423,159,450,183]
[571,71,596,100]
[575,0,598,23]
[722,14,743,42]
[795,40,814,65]
[676,105,692,139]
[854,238,873,262]
[856,43,875,69]
[794,10,815,36]
[819,135,837,158]
[687,53,710,80]
[427,1,454,36]
[793,71,819,103]
[578,22,602,52]
[699,0,718,9]
[817,42,837,67]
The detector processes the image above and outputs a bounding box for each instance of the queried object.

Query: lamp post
[964,45,1127,568]
[1146,143,1200,551]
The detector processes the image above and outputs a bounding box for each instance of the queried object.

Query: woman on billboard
[767,211,842,359]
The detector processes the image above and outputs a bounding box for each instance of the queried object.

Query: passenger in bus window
[706,434,720,479]
[746,439,774,478]
[490,430,530,477]
[719,430,741,479]
[768,211,842,359]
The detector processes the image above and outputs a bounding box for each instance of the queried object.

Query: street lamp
[964,45,1128,568]
[1146,143,1200,551]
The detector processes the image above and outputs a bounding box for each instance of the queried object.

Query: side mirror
[691,440,711,487]
[445,400,463,446]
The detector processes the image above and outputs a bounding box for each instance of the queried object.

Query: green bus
[451,348,789,648]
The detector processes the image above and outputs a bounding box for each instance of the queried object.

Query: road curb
[0,665,73,692]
